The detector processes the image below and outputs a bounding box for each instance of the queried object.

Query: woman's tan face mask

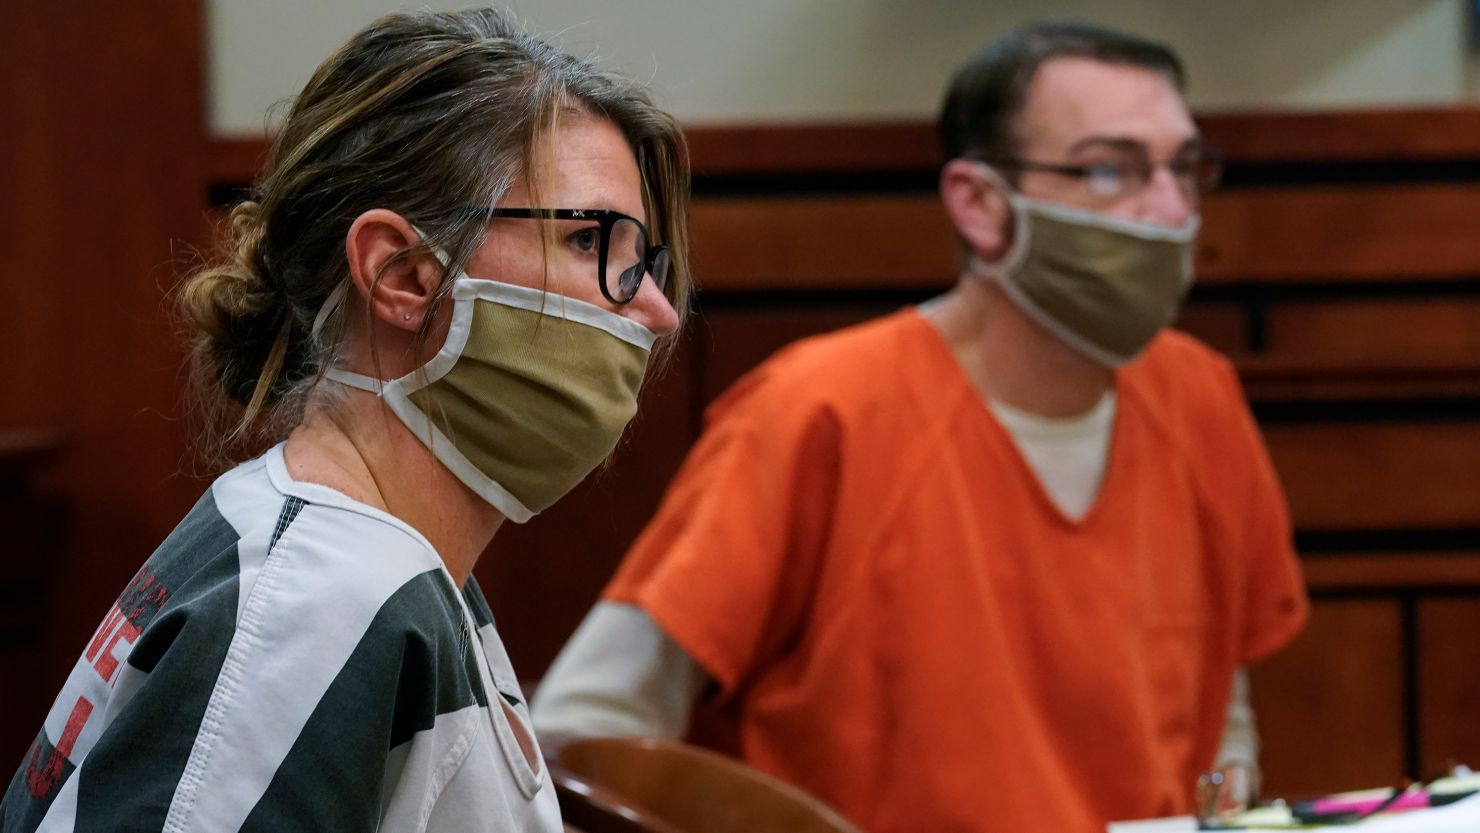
[323,276,655,523]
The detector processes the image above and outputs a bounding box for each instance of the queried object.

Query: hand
[1196,764,1252,825]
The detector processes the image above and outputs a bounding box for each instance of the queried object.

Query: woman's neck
[284,398,503,586]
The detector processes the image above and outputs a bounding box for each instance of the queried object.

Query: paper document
[1105,817,1196,832]
[1104,792,1480,831]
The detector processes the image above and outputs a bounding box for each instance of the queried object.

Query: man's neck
[922,277,1114,418]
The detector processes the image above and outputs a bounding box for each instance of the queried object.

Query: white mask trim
[310,282,349,342]
[1025,199,1201,242]
[323,362,538,522]
[380,386,537,523]
[452,279,658,351]
[971,164,1033,281]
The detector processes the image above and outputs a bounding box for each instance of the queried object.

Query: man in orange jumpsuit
[534,21,1308,833]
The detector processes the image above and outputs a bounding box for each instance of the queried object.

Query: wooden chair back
[548,737,863,833]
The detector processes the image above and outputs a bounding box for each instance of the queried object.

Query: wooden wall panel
[688,196,956,290]
[1174,301,1248,356]
[685,121,938,175]
[1196,186,1480,283]
[0,1,207,766]
[1264,422,1480,530]
[685,187,1480,290]
[1198,107,1480,162]
[1251,599,1405,798]
[1303,553,1480,590]
[1237,355,1480,402]
[1262,299,1480,361]
[201,109,1480,190]
[1418,599,1480,777]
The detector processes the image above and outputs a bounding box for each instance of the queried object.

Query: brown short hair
[938,21,1186,164]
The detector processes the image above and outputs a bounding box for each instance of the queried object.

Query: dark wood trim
[1302,553,1480,591]
[1237,356,1480,403]
[202,138,272,196]
[202,107,1480,187]
[201,124,939,187]
[683,121,937,175]
[1199,107,1480,162]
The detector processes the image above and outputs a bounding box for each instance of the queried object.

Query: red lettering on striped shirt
[26,696,93,798]
[83,603,141,684]
[84,605,124,663]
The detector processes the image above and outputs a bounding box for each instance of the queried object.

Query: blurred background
[4,0,1480,801]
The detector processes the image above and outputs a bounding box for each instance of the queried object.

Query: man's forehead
[1014,55,1197,155]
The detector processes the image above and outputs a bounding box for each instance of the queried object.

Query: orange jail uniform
[606,308,1307,833]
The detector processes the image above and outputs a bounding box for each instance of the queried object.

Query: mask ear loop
[310,224,449,343]
[310,282,348,342]
[313,223,452,394]
[967,163,1032,282]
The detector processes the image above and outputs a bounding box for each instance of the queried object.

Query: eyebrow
[1066,135,1206,157]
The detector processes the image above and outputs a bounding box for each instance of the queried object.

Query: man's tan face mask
[970,164,1200,366]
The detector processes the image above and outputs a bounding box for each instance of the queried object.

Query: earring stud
[403,313,412,321]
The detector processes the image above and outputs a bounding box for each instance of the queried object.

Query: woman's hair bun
[178,200,286,405]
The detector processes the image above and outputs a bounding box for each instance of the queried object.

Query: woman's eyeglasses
[472,208,671,305]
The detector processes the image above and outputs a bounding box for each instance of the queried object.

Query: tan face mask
[324,277,655,523]
[971,165,1200,366]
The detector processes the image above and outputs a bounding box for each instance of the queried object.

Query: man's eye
[1084,163,1125,196]
[570,228,600,253]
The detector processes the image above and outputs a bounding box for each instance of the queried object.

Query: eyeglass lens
[608,217,645,301]
[1083,149,1221,199]
[607,217,669,301]
[1149,151,1221,195]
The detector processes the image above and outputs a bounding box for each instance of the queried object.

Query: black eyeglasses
[470,208,671,305]
[993,147,1224,201]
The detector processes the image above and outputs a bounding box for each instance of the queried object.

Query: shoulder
[1122,329,1246,418]
[1127,329,1240,397]
[208,444,447,610]
[743,308,930,385]
[1121,329,1261,452]
[706,309,960,439]
[178,449,459,672]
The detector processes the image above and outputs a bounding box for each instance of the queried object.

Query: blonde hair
[178,8,690,468]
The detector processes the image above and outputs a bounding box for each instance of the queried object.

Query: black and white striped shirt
[2,445,561,832]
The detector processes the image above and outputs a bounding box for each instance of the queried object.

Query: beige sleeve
[531,601,710,739]
[1215,667,1262,796]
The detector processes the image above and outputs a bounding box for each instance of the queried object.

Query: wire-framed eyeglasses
[472,207,671,305]
[992,146,1224,201]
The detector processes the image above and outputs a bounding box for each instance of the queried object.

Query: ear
[940,159,1014,263]
[344,209,444,332]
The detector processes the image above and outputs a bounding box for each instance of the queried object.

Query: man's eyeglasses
[470,208,671,305]
[992,147,1224,201]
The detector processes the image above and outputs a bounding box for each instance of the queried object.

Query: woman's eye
[570,227,600,253]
